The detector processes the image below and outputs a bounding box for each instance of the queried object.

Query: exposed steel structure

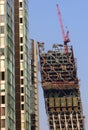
[38,42,85,130]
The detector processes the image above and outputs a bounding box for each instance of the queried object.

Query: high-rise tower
[0,0,30,130]
[14,0,30,130]
[0,0,15,129]
[38,42,85,130]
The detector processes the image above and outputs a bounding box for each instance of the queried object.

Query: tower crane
[56,4,70,53]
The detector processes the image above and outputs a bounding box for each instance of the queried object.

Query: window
[0,4,4,14]
[20,17,23,23]
[1,96,5,104]
[20,53,23,60]
[0,37,5,47]
[1,119,5,128]
[21,87,24,93]
[0,48,4,55]
[21,70,23,76]
[21,79,24,85]
[20,37,23,43]
[21,104,24,110]
[0,15,4,22]
[1,72,5,80]
[20,2,22,8]
[1,107,5,116]
[0,26,4,34]
[21,96,24,102]
[20,45,23,52]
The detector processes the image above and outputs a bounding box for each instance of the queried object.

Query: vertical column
[58,114,62,130]
[52,114,56,130]
[64,113,68,130]
[76,113,80,130]
[14,0,21,130]
[70,113,74,130]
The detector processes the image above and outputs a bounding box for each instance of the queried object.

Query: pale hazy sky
[29,1,88,129]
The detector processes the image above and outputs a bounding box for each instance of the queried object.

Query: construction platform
[38,43,85,130]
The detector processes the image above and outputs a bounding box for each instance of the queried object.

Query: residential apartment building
[0,0,15,130]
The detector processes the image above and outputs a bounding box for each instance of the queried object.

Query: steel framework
[38,42,85,130]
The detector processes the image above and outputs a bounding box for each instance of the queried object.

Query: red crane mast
[56,4,70,47]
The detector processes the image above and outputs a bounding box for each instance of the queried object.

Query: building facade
[0,0,31,130]
[0,0,15,130]
[14,0,30,130]
[0,1,40,130]
[30,39,39,130]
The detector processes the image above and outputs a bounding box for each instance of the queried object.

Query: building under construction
[38,42,85,130]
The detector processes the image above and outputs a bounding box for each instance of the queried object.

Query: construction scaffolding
[38,42,85,130]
